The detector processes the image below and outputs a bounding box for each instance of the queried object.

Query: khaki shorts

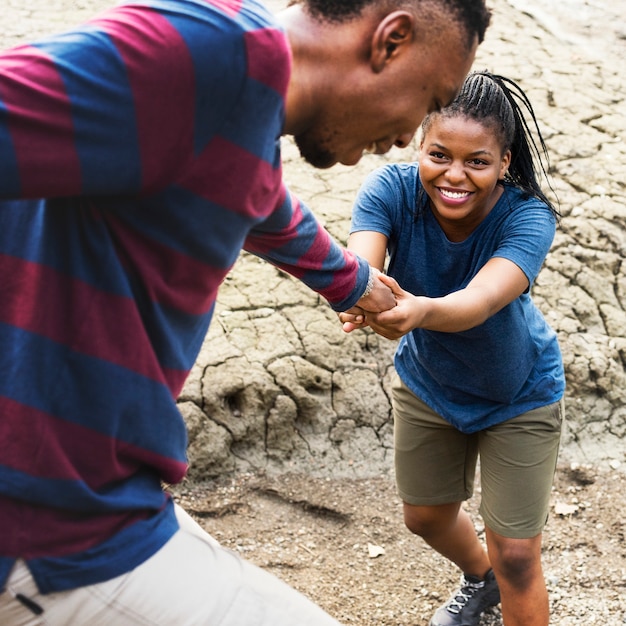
[392,375,563,539]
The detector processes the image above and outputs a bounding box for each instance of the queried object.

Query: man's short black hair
[296,0,491,46]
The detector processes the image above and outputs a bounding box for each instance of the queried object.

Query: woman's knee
[403,501,461,537]
[487,533,543,585]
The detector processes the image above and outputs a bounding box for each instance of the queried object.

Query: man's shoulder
[121,0,279,31]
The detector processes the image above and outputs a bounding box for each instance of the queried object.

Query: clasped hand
[341,273,418,340]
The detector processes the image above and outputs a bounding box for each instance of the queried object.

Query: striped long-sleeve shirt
[0,0,368,593]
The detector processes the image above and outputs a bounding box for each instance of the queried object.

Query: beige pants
[0,505,340,626]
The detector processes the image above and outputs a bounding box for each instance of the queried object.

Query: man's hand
[339,270,396,333]
[340,274,413,338]
[363,274,420,340]
[338,305,368,333]
[357,269,396,313]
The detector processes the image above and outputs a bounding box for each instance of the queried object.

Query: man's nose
[394,132,415,149]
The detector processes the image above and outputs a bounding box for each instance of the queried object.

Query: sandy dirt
[172,462,626,625]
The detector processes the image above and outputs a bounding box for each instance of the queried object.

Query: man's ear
[370,11,415,73]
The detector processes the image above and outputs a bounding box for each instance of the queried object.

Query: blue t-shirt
[351,162,565,433]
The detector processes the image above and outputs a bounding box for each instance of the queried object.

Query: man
[0,0,490,623]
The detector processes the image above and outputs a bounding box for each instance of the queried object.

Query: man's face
[294,21,478,169]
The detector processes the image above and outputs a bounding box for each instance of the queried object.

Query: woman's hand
[340,274,420,339]
[360,274,422,339]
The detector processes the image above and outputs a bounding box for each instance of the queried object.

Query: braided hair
[293,0,491,47]
[419,70,559,218]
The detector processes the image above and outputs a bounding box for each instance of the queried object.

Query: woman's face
[418,114,511,240]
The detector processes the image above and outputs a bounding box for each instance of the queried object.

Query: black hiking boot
[429,568,500,626]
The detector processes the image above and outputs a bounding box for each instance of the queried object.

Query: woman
[341,72,565,626]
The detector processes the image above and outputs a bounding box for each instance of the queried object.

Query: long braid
[486,73,558,217]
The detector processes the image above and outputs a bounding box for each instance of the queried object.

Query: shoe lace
[446,578,484,615]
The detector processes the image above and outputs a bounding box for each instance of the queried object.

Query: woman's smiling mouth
[439,188,472,200]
